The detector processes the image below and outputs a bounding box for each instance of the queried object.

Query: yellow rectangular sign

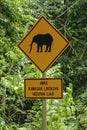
[24,78,63,99]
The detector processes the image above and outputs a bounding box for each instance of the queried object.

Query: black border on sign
[18,16,70,73]
[24,78,63,99]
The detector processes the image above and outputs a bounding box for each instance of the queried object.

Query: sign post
[42,72,46,130]
[18,16,70,130]
[42,99,46,130]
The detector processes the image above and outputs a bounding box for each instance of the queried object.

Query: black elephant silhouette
[29,33,53,53]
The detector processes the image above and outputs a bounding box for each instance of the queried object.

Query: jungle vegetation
[0,0,87,129]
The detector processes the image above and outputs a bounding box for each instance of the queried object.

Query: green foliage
[47,63,63,78]
[75,91,87,129]
[47,84,78,130]
[0,0,87,129]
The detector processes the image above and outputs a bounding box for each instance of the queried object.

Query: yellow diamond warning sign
[18,16,70,72]
[24,78,63,99]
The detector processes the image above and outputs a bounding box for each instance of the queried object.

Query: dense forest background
[0,0,87,130]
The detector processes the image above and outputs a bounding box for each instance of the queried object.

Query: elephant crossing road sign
[18,16,70,73]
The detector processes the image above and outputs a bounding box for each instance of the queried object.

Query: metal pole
[42,72,46,130]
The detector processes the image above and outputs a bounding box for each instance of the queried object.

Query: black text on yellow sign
[24,78,63,99]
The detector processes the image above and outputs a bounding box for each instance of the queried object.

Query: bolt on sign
[18,16,70,73]
[24,78,63,99]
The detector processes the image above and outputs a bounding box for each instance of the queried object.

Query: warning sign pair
[18,16,70,99]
